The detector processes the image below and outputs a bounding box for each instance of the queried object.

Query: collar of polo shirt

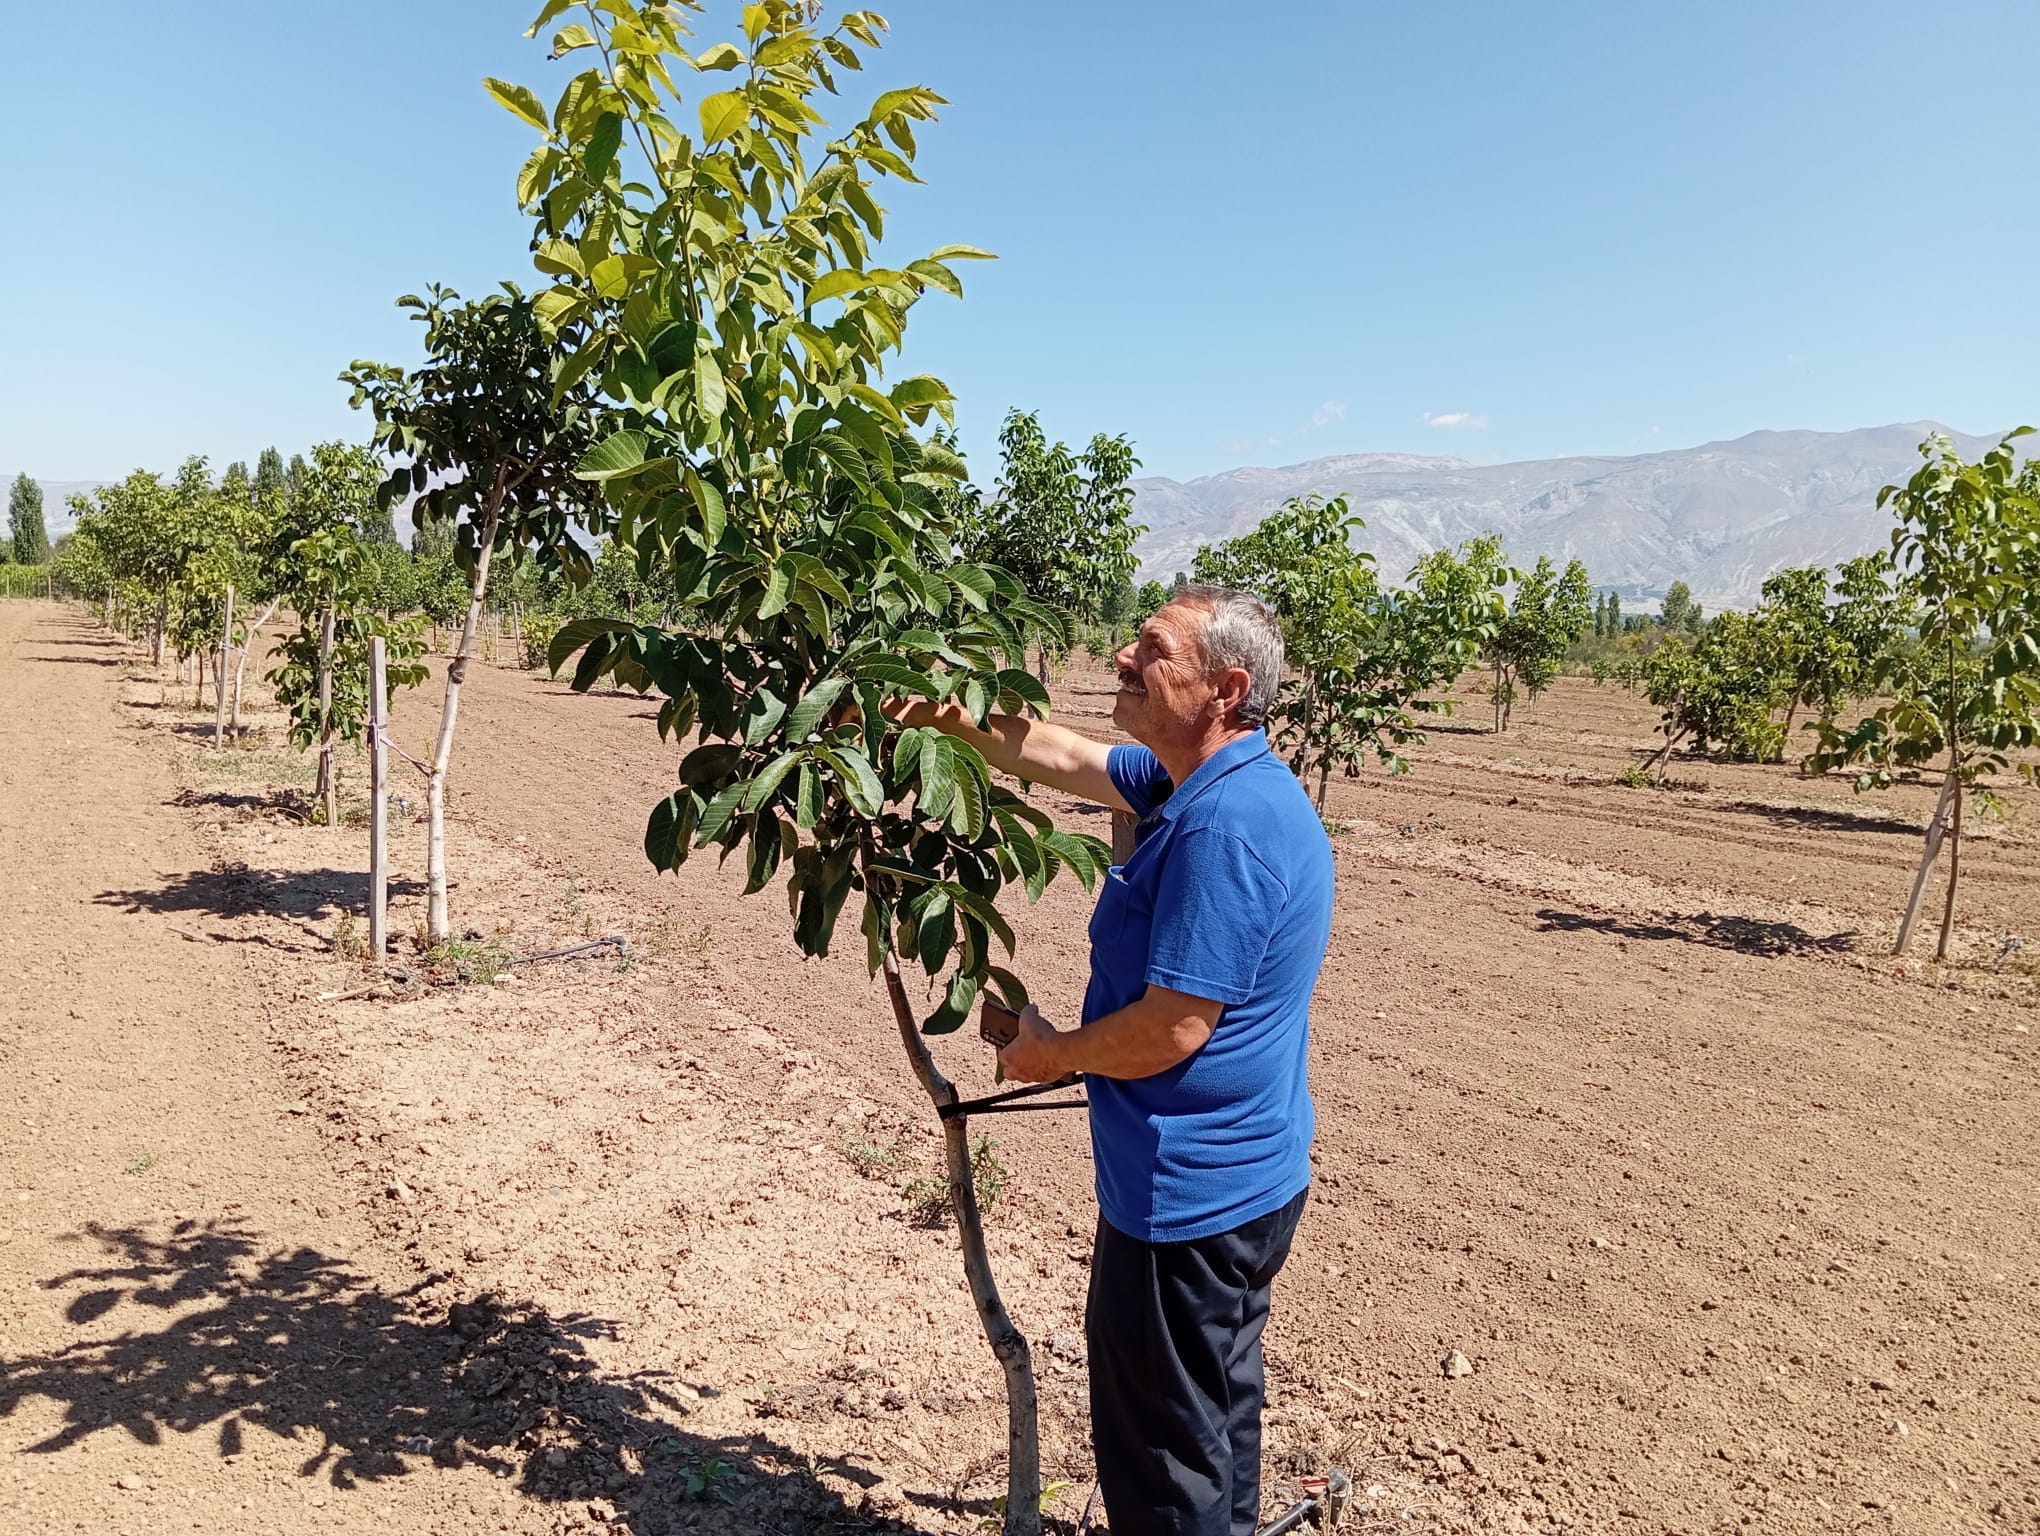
[1156,730,1271,822]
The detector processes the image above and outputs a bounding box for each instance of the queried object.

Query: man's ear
[1210,666,1252,721]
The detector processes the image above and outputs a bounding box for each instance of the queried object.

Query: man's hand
[997,1003,1069,1084]
[997,987,1222,1083]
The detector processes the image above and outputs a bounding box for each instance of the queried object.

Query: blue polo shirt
[1082,731,1334,1243]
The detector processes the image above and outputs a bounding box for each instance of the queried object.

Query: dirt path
[0,603,557,1534]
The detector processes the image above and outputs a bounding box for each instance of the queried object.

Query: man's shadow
[0,1220,907,1533]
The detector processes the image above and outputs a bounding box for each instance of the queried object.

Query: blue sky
[3,1,2035,487]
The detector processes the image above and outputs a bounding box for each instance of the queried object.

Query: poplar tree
[8,474,50,566]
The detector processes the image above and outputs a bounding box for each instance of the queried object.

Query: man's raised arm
[884,698,1131,813]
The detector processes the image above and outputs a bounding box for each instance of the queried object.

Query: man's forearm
[891,699,1126,810]
[1032,986,1219,1081]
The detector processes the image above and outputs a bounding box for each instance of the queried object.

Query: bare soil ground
[6,599,2039,1536]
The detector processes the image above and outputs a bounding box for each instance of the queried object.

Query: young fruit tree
[345,284,606,944]
[1754,557,1913,760]
[498,6,1107,1528]
[1194,498,1508,806]
[1637,610,1789,777]
[961,408,1142,680]
[1487,554,1593,731]
[1809,430,2040,959]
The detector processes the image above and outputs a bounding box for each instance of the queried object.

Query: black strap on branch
[936,1075,1087,1122]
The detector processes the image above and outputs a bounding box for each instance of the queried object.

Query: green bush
[521,612,562,673]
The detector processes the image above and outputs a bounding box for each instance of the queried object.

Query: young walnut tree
[345,285,608,943]
[493,5,1107,1529]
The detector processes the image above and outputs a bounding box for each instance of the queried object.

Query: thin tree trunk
[425,488,506,944]
[1936,779,1964,963]
[1034,633,1049,688]
[876,948,1042,1536]
[1893,772,1956,957]
[1777,696,1800,764]
[232,598,281,735]
[1648,725,1688,782]
[152,596,166,667]
[1315,759,1330,813]
[317,609,337,827]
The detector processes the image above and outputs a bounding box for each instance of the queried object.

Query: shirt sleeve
[1106,743,1172,817]
[1144,827,1288,1006]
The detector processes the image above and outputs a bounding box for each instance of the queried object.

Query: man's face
[1112,602,1216,748]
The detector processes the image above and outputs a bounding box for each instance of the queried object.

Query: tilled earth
[4,602,2038,1536]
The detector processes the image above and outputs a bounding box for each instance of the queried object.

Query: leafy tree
[1810,430,2040,958]
[1639,611,1789,775]
[253,447,288,508]
[1660,580,1702,634]
[346,284,607,942]
[266,442,426,821]
[1488,555,1592,730]
[1132,577,1170,620]
[1195,498,1506,804]
[1755,558,1913,759]
[1098,573,1135,629]
[497,5,1105,1525]
[962,409,1142,680]
[9,474,50,566]
[1607,590,1622,633]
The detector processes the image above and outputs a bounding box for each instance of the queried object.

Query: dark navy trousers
[1085,1186,1309,1536]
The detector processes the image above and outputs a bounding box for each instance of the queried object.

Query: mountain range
[18,423,2018,609]
[1129,423,2009,610]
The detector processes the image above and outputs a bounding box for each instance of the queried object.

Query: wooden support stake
[1894,774,1956,956]
[368,636,388,963]
[214,585,233,750]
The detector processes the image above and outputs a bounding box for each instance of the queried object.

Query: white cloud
[1423,410,1489,430]
[1309,400,1347,429]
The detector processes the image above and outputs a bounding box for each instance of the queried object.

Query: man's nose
[1114,645,1136,671]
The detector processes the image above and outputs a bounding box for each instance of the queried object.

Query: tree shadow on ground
[24,651,125,667]
[169,786,308,818]
[96,864,421,928]
[1535,906,1861,958]
[0,1220,927,1534]
[1716,800,1924,837]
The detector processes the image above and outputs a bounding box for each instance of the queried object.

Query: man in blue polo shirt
[892,586,1334,1536]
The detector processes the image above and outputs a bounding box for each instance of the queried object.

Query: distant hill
[1131,423,2009,610]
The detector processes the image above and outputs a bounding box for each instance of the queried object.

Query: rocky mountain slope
[1131,423,2007,609]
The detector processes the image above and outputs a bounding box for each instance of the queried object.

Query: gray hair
[1176,584,1284,728]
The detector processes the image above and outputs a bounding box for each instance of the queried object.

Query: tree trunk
[1315,759,1330,813]
[1777,696,1800,764]
[425,489,505,945]
[1034,633,1049,688]
[317,609,338,827]
[152,596,167,667]
[877,949,1042,1536]
[232,598,281,736]
[1648,725,1688,782]
[1893,772,1955,957]
[1935,779,1964,963]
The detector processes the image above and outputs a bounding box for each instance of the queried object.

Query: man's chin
[1112,692,1148,738]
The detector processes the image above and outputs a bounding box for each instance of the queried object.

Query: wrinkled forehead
[1139,599,1211,658]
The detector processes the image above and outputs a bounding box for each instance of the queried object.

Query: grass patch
[903,1134,1008,1225]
